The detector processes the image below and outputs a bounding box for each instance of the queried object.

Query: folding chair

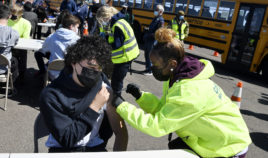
[33,113,49,153]
[44,59,65,87]
[0,54,14,111]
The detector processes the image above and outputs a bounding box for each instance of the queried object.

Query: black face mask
[11,15,18,20]
[151,66,170,81]
[76,65,101,88]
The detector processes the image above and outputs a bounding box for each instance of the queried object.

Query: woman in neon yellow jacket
[112,28,251,157]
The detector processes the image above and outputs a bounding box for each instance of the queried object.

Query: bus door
[227,4,265,69]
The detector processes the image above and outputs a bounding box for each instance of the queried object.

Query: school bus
[109,0,268,81]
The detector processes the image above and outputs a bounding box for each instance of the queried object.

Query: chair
[44,59,65,87]
[34,113,49,153]
[0,54,14,111]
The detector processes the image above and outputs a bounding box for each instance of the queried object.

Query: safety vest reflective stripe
[116,20,131,37]
[109,19,139,63]
[171,19,187,40]
[124,36,135,45]
[112,42,138,58]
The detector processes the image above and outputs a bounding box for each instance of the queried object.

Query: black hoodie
[39,68,112,149]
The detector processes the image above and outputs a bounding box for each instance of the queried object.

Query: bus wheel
[262,60,268,82]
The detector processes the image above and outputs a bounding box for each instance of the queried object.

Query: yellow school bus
[109,0,268,81]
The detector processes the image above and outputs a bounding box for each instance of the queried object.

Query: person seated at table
[39,35,128,152]
[34,14,80,80]
[34,0,52,39]
[8,4,31,84]
[0,4,20,90]
[22,2,38,37]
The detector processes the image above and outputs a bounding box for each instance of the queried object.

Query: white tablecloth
[37,23,56,27]
[7,150,199,158]
[14,38,44,51]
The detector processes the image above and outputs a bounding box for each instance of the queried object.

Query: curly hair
[65,35,113,78]
[152,28,185,64]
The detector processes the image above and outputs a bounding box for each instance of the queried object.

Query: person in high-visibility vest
[168,10,189,41]
[96,6,140,97]
[112,28,251,158]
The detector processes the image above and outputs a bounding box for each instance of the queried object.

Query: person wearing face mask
[34,14,80,79]
[39,36,128,152]
[168,10,189,41]
[96,6,140,97]
[112,28,251,158]
[142,4,164,75]
[8,4,31,84]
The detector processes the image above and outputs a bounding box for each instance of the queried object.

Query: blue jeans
[144,39,154,72]
[111,61,131,96]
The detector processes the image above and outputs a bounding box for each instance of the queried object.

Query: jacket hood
[110,12,125,26]
[169,57,214,86]
[193,59,215,80]
[54,28,79,41]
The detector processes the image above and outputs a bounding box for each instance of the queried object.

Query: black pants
[34,51,50,73]
[12,49,27,80]
[48,143,107,153]
[10,57,19,83]
[111,61,131,96]
[168,137,247,158]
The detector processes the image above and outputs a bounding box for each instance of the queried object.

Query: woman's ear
[169,59,177,69]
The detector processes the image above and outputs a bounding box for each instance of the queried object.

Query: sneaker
[143,72,152,76]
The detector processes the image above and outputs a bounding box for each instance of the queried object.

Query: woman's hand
[126,83,142,99]
[89,86,110,112]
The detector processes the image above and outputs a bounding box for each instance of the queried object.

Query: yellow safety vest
[171,19,188,41]
[108,19,139,64]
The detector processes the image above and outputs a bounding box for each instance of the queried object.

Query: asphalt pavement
[0,44,267,158]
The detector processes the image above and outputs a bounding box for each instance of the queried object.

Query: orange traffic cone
[83,21,88,36]
[188,45,194,50]
[231,81,243,108]
[213,51,219,57]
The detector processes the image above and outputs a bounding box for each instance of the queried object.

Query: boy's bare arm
[106,91,128,151]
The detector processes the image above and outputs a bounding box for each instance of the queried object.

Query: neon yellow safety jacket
[116,59,251,157]
[171,18,189,41]
[108,19,139,64]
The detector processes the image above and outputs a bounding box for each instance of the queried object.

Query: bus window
[128,0,134,7]
[188,0,202,16]
[201,0,218,18]
[119,0,126,6]
[144,0,153,9]
[249,8,265,36]
[175,0,187,14]
[235,7,249,33]
[217,0,235,21]
[153,0,164,10]
[113,0,119,6]
[164,0,175,13]
[135,0,143,8]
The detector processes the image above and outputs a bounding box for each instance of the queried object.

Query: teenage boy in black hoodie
[39,36,128,152]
